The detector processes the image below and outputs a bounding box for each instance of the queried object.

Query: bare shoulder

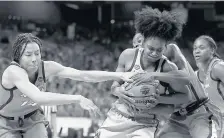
[6,65,27,79]
[119,48,137,63]
[212,61,224,78]
[163,59,178,72]
[2,65,28,88]
[119,48,136,59]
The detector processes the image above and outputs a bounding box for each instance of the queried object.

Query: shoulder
[163,58,178,72]
[6,65,28,79]
[212,60,224,78]
[118,48,137,63]
[119,48,136,58]
[2,65,28,87]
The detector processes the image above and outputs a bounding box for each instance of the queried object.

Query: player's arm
[44,61,134,83]
[131,61,192,87]
[169,43,187,70]
[212,62,224,83]
[7,66,94,106]
[157,61,192,105]
[151,70,191,85]
[110,49,139,103]
[111,49,128,96]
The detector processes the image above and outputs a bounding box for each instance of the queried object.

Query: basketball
[121,80,160,110]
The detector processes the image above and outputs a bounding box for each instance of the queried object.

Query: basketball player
[153,36,221,138]
[94,7,192,138]
[193,35,224,138]
[155,43,214,138]
[127,19,213,138]
[0,33,136,138]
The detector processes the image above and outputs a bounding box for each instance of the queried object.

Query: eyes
[147,46,163,53]
[25,52,40,57]
[193,45,207,51]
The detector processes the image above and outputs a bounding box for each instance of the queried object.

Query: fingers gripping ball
[122,80,160,111]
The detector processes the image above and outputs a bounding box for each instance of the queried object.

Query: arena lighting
[110,19,115,24]
[65,3,79,10]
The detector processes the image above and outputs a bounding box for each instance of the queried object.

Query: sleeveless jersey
[113,48,173,118]
[196,58,224,113]
[0,61,46,117]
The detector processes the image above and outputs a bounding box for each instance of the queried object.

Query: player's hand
[120,72,138,83]
[131,72,157,87]
[114,87,160,112]
[113,87,138,112]
[79,96,103,118]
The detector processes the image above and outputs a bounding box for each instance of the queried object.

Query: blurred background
[0,1,224,138]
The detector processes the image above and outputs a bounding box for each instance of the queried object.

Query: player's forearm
[78,71,123,82]
[34,92,81,106]
[158,93,190,105]
[152,70,191,84]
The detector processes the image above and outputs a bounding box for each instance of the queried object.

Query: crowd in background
[1,24,224,120]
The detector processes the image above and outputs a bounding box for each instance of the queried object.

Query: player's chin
[147,56,160,62]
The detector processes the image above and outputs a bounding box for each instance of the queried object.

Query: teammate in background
[94,7,192,138]
[133,33,144,48]
[155,42,213,138]
[0,33,136,138]
[193,35,224,138]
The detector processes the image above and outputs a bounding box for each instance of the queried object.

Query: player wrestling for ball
[0,33,137,138]
[94,7,192,138]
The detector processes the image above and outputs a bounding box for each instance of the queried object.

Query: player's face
[193,39,214,63]
[142,37,166,62]
[19,42,41,74]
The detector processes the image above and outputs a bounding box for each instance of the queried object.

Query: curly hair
[12,33,42,63]
[134,6,186,42]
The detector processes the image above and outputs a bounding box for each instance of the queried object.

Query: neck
[27,70,38,78]
[197,56,214,73]
[142,51,156,68]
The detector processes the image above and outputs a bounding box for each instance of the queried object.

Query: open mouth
[194,55,201,60]
[148,55,158,59]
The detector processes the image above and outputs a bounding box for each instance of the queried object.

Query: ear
[211,47,215,55]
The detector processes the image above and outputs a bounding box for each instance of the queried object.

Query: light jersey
[196,57,224,113]
[0,61,46,117]
[113,48,174,119]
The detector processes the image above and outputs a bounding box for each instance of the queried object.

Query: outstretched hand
[79,96,103,118]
